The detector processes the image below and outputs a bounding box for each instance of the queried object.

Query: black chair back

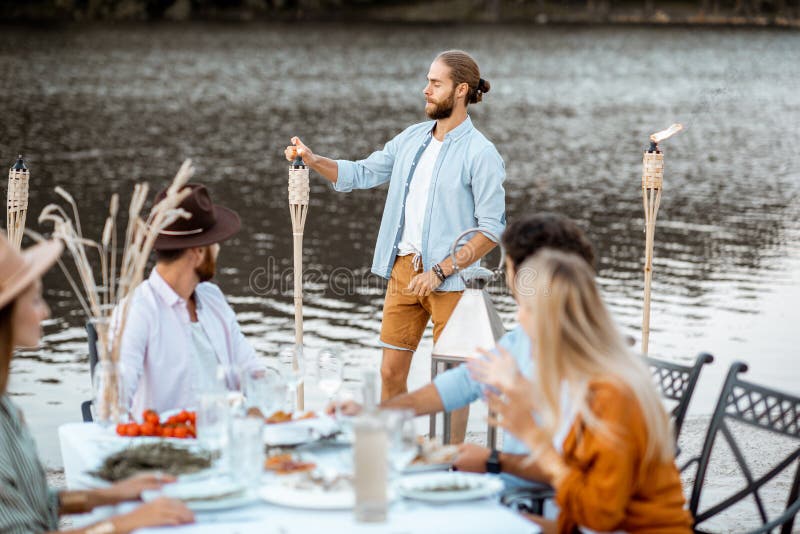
[646,352,714,441]
[688,362,800,534]
[80,321,100,422]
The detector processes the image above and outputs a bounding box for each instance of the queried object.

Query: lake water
[1,23,798,467]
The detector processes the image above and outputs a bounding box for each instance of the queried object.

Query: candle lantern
[641,123,683,355]
[7,155,29,251]
[429,228,506,447]
[288,153,310,410]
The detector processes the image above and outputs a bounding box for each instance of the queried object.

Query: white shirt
[118,269,263,414]
[397,137,443,256]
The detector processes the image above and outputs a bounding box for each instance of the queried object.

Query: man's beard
[425,89,456,120]
[196,247,217,282]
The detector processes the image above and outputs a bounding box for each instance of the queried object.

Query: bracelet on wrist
[432,264,447,283]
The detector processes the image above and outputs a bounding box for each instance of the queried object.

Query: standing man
[285,50,506,438]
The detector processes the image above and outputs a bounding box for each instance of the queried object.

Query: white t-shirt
[190,321,221,399]
[397,137,443,256]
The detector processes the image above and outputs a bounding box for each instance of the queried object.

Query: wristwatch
[486,448,501,474]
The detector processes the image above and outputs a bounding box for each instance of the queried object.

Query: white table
[59,423,540,534]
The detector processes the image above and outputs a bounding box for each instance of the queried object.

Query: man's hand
[284,136,315,165]
[324,399,363,417]
[98,472,176,505]
[467,346,521,393]
[453,443,491,473]
[407,270,443,297]
[112,497,194,533]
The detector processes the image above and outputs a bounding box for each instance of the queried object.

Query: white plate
[259,478,396,510]
[402,461,453,475]
[144,477,257,512]
[263,414,339,447]
[396,472,504,503]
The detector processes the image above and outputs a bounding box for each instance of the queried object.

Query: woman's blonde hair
[515,249,674,463]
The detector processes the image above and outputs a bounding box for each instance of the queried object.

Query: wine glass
[241,366,285,418]
[277,345,305,412]
[317,348,344,405]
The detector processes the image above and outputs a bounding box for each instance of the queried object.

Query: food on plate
[90,442,212,482]
[264,453,317,475]
[410,439,459,466]
[265,410,316,424]
[115,409,197,439]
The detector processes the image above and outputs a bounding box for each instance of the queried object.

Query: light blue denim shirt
[334,116,506,291]
[433,325,533,458]
[433,325,576,489]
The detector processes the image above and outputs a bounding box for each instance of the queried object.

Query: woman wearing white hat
[0,235,194,533]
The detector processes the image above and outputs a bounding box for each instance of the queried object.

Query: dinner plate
[263,414,340,447]
[396,472,504,503]
[401,461,453,475]
[143,477,257,512]
[259,477,396,510]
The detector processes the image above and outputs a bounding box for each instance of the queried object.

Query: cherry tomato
[162,426,175,438]
[177,410,190,424]
[116,423,126,436]
[143,410,160,425]
[188,412,196,425]
[141,422,156,436]
[125,424,141,437]
[173,426,188,439]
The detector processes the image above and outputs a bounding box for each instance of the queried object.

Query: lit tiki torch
[7,155,30,251]
[641,123,683,355]
[288,147,310,410]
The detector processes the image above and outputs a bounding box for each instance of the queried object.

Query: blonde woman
[0,235,194,533]
[469,249,692,533]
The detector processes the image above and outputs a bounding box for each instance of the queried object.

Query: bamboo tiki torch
[288,152,310,410]
[7,155,29,251]
[641,123,683,355]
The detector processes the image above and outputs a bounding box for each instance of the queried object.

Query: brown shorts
[380,255,463,352]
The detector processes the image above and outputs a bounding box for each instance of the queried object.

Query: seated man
[331,213,596,487]
[119,184,263,415]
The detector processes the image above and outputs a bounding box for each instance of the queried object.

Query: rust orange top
[555,380,693,534]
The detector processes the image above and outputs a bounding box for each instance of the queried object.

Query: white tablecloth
[59,423,540,534]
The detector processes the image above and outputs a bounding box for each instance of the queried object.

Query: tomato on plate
[143,409,160,425]
[173,426,188,439]
[125,424,141,437]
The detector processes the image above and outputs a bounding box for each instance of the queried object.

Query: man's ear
[190,246,205,266]
[457,82,469,102]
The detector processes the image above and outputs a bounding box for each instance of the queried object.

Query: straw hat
[152,184,241,251]
[0,234,63,309]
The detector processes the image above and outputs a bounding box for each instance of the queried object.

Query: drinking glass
[277,345,305,412]
[384,409,418,474]
[228,416,265,491]
[197,392,230,465]
[317,348,344,404]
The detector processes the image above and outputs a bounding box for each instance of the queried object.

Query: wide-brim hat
[152,184,241,251]
[0,234,63,310]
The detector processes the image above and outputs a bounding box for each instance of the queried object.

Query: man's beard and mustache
[195,246,217,282]
[425,88,456,120]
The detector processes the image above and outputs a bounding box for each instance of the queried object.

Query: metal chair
[687,361,799,534]
[647,352,714,442]
[501,352,715,516]
[80,321,100,422]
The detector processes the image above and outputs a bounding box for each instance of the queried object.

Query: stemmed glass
[278,344,305,412]
[317,348,344,407]
[241,366,285,418]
